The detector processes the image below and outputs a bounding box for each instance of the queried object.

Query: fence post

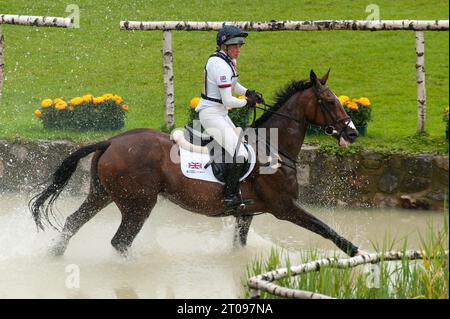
[0,29,4,100]
[162,30,174,130]
[415,31,426,133]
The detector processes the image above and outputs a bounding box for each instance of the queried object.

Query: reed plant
[244,215,448,299]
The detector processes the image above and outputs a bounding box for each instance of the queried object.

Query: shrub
[34,93,128,131]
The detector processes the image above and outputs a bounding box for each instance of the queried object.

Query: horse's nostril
[346,131,358,141]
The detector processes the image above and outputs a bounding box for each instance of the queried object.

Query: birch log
[416,31,426,133]
[121,20,449,31]
[0,29,4,100]
[0,14,72,28]
[248,250,449,299]
[162,30,174,130]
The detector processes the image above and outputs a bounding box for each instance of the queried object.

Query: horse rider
[195,25,263,210]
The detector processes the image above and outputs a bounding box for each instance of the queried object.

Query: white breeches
[198,106,248,160]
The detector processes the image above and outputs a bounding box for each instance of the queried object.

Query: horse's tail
[29,141,111,231]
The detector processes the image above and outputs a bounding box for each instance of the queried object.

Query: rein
[254,104,304,125]
[250,101,302,170]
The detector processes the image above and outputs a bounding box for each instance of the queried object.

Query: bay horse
[30,70,365,257]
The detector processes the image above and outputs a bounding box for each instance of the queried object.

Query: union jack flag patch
[188,162,202,169]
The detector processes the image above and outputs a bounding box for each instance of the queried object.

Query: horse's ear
[310,69,320,87]
[320,68,331,85]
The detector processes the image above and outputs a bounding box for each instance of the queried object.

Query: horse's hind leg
[233,215,253,247]
[110,196,157,256]
[50,190,112,256]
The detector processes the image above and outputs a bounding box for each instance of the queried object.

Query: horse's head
[304,69,358,147]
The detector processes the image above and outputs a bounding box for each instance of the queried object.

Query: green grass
[244,216,449,299]
[0,0,448,154]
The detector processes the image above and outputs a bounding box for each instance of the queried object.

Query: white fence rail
[120,19,449,132]
[0,14,73,27]
[120,19,449,31]
[0,14,73,100]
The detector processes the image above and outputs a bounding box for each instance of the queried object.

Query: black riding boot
[223,160,253,209]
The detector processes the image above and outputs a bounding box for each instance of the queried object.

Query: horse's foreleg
[233,215,253,247]
[274,201,360,257]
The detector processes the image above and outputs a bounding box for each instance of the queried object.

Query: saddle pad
[179,144,256,184]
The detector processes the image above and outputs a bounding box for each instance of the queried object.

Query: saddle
[172,124,254,184]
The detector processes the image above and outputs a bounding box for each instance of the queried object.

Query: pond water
[0,193,445,299]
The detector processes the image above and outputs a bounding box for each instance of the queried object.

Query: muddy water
[0,193,445,299]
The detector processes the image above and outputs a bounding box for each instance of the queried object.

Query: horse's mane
[253,79,312,127]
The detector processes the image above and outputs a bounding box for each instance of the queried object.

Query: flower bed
[338,95,372,127]
[34,93,128,131]
[338,95,372,136]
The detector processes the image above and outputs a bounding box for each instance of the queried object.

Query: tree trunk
[0,29,4,101]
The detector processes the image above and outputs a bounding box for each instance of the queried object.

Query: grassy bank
[244,217,449,299]
[0,0,448,154]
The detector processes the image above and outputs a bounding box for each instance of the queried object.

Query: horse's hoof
[48,236,68,256]
[48,243,67,256]
[111,242,130,257]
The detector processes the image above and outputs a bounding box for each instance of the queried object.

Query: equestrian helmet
[217,25,248,46]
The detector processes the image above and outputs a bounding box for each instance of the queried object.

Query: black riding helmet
[217,25,248,46]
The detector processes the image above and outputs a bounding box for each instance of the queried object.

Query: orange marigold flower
[189,97,200,109]
[40,99,53,108]
[70,97,84,106]
[55,101,67,110]
[83,94,94,103]
[358,97,371,107]
[121,104,129,111]
[93,97,105,105]
[34,109,42,118]
[113,95,124,105]
[338,95,350,105]
[346,101,359,110]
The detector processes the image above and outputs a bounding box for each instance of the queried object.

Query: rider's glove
[246,90,264,105]
[245,94,258,108]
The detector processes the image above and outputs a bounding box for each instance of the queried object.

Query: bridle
[250,85,353,169]
[310,85,352,138]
